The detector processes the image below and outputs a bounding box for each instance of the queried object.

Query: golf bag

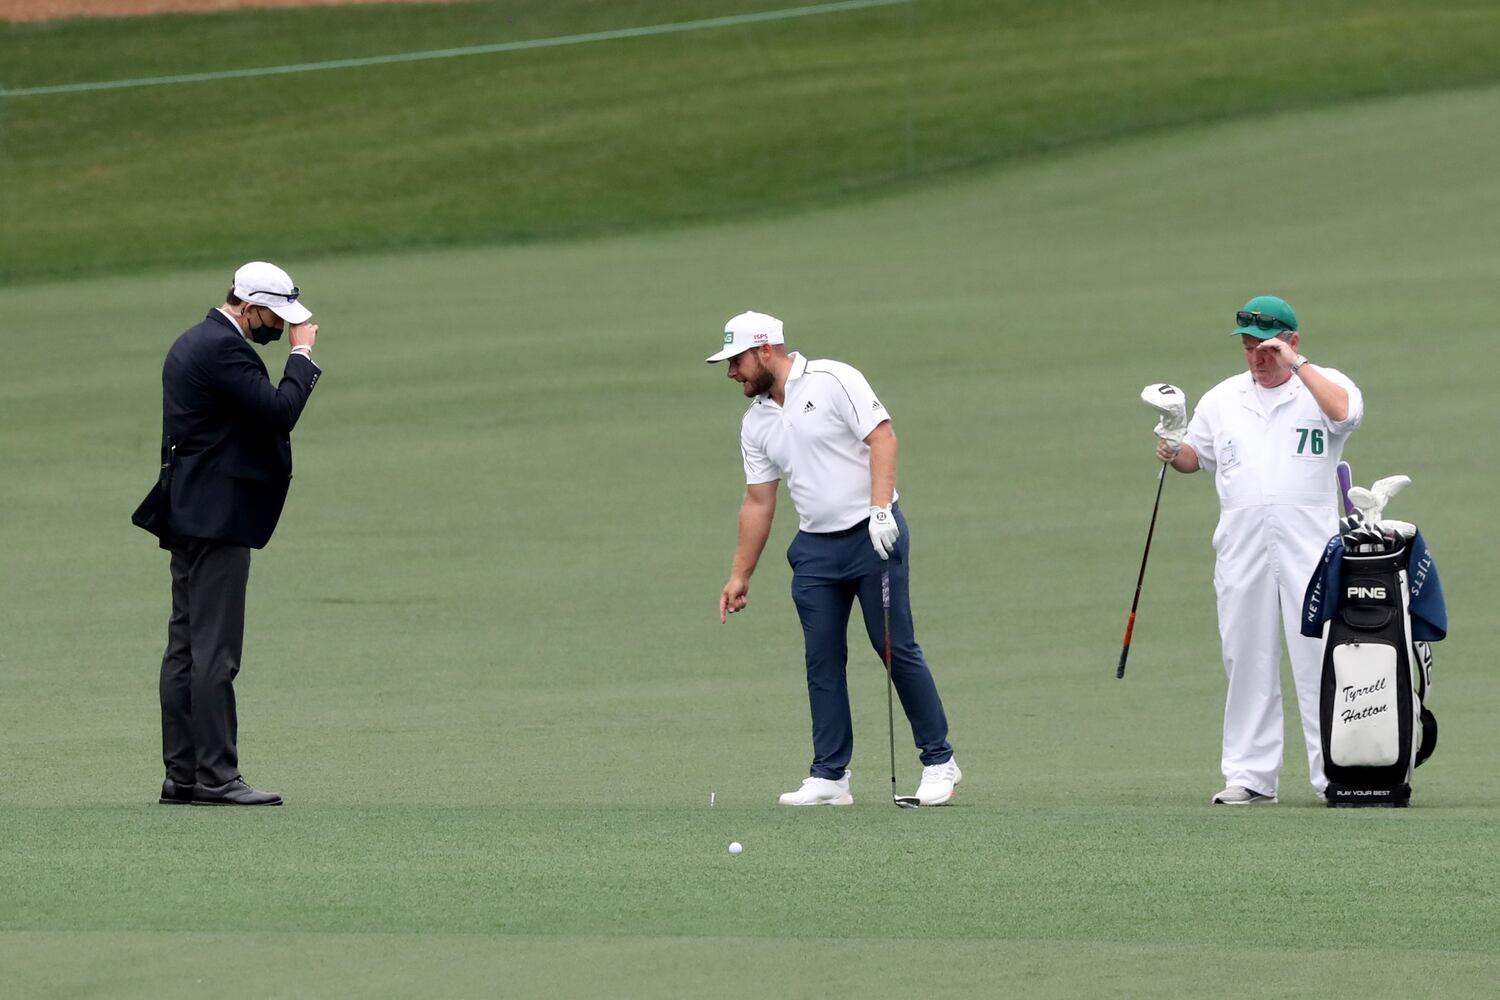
[1302,517,1446,808]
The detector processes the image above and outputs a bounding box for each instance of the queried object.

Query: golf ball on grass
[728,841,743,855]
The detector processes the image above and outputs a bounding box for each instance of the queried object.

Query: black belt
[806,503,897,538]
[809,520,869,539]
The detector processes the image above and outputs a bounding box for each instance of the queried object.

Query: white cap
[705,311,784,363]
[232,261,312,324]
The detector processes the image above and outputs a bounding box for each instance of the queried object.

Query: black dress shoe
[192,778,283,806]
[159,778,195,805]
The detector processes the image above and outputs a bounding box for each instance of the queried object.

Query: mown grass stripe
[0,0,912,98]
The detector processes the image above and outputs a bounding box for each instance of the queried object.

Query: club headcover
[1347,474,1412,524]
[1140,383,1187,427]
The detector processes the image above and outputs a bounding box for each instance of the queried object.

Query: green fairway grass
[7,0,1500,283]
[2,76,1498,996]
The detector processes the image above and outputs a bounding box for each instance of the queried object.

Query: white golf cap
[706,310,784,363]
[232,261,312,324]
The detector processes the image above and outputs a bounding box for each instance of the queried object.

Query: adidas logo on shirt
[803,401,816,412]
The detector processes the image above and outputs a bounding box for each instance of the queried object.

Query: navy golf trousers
[787,503,953,780]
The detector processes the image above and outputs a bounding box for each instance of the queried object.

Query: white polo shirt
[1187,368,1363,511]
[740,352,895,531]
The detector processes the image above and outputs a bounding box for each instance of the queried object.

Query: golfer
[132,261,321,806]
[710,311,960,806]
[1157,295,1362,804]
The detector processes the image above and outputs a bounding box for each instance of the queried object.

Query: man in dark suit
[133,261,322,806]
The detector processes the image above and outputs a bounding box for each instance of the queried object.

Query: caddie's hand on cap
[289,322,318,350]
[1254,337,1295,366]
[868,505,899,560]
[1141,382,1188,456]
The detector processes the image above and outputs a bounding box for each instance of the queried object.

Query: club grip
[1116,612,1136,679]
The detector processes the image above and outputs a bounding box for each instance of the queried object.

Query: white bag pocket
[1329,642,1401,767]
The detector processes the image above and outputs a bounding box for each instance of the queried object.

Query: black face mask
[247,318,283,345]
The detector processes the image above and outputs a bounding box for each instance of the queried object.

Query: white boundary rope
[0,0,912,98]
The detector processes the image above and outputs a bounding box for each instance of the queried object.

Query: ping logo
[723,331,734,344]
[1347,585,1387,599]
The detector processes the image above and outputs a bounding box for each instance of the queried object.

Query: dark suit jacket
[133,309,321,549]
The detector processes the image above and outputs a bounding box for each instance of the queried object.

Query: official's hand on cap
[289,322,318,350]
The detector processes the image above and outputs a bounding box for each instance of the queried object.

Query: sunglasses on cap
[247,287,301,303]
[1236,310,1290,332]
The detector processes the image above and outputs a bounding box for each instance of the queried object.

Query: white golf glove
[868,505,899,560]
[1141,383,1188,456]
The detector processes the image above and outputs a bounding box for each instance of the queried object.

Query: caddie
[1155,295,1363,804]
[709,310,961,806]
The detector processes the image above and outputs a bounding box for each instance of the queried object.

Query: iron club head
[893,795,921,809]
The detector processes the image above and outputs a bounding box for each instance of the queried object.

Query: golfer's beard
[746,369,774,396]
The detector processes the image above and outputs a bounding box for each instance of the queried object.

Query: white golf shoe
[778,770,853,806]
[1211,785,1277,805]
[914,757,962,806]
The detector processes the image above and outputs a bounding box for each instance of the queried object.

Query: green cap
[1232,295,1298,339]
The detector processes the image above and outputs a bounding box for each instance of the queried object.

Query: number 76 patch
[1295,427,1326,455]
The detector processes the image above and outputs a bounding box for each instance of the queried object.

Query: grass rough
[5,0,1500,283]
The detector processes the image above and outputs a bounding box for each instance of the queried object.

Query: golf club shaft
[883,568,897,799]
[1116,461,1168,679]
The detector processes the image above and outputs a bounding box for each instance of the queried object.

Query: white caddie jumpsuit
[1185,368,1363,796]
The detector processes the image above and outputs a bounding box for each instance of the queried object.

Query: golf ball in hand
[728,841,743,855]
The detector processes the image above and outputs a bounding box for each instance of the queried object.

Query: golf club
[1116,461,1168,679]
[1337,460,1354,516]
[883,568,921,808]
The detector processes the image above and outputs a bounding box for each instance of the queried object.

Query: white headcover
[1346,474,1411,524]
[1140,383,1188,447]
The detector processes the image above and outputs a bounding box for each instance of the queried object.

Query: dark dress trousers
[133,310,320,786]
